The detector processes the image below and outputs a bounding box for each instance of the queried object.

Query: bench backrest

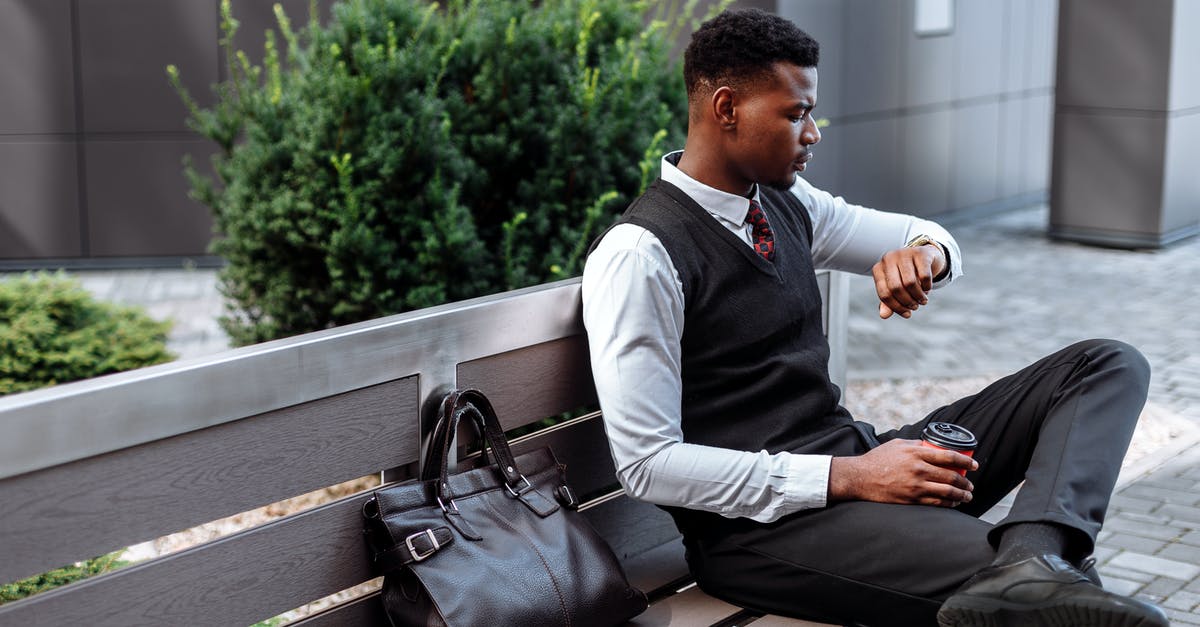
[0,272,848,626]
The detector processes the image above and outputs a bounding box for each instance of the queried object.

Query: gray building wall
[1051,0,1200,247]
[777,0,1058,220]
[0,0,1055,265]
[0,0,332,266]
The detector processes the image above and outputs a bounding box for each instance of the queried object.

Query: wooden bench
[0,272,848,626]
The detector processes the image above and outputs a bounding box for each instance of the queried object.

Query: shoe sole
[937,597,1166,627]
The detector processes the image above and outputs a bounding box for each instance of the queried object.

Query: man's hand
[828,439,977,507]
[871,244,946,319]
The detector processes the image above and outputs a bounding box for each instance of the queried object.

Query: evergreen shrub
[172,0,712,345]
[0,272,171,603]
[0,273,173,395]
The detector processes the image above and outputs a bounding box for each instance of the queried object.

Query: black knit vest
[591,179,853,455]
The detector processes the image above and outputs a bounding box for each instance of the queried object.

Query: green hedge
[0,272,172,603]
[173,0,714,345]
[0,273,173,395]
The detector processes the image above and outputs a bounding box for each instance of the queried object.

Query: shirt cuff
[780,452,833,510]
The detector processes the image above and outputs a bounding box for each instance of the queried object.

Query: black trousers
[675,339,1151,627]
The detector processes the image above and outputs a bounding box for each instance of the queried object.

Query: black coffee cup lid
[922,422,977,450]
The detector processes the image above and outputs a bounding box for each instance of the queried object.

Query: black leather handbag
[362,389,648,627]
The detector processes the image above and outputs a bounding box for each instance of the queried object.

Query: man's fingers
[913,254,934,292]
[918,485,973,507]
[873,265,916,315]
[878,302,909,320]
[884,264,919,310]
[871,247,942,320]
[919,448,978,473]
[897,257,928,306]
[919,479,973,506]
[872,252,936,318]
[908,255,933,300]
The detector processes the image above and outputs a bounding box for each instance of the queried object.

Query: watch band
[905,234,940,249]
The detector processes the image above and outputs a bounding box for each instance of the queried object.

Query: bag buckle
[436,495,459,514]
[405,529,440,563]
[504,474,532,497]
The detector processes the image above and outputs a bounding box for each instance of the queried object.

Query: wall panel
[77,0,218,133]
[0,0,76,135]
[84,139,214,256]
[0,140,82,258]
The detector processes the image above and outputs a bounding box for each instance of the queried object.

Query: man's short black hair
[683,8,819,98]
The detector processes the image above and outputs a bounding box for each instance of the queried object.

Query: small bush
[173,0,715,345]
[0,272,171,603]
[0,273,173,395]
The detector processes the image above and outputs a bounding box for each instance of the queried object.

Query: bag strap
[370,526,455,573]
[422,389,527,498]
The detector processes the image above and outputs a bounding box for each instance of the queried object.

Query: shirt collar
[660,151,760,226]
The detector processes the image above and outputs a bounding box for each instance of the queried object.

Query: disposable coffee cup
[920,422,977,476]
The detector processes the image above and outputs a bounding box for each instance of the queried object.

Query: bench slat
[747,614,841,626]
[0,377,419,585]
[619,534,692,595]
[289,591,390,627]
[457,335,598,431]
[583,493,683,563]
[507,413,619,499]
[627,585,744,626]
[0,490,380,627]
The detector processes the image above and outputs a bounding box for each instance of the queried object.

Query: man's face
[730,63,821,191]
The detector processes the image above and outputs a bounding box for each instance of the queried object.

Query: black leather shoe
[937,554,1168,627]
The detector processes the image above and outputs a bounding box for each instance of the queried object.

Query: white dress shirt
[581,151,962,523]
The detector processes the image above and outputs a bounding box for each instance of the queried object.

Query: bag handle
[422,389,526,500]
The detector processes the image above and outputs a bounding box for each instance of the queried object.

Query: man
[581,8,1168,627]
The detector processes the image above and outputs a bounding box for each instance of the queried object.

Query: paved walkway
[68,267,227,361]
[15,203,1200,622]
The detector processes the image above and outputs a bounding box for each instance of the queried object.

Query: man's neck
[675,142,753,198]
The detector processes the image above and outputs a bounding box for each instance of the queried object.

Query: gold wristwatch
[905,234,940,250]
[905,234,950,280]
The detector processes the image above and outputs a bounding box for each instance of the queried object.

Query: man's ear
[712,86,736,130]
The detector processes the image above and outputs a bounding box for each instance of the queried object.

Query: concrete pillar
[1051,0,1200,248]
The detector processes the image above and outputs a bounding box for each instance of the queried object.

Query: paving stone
[1158,503,1200,524]
[1164,589,1200,612]
[1165,608,1200,625]
[1100,533,1168,554]
[1122,485,1199,507]
[1103,576,1143,597]
[1103,515,1184,541]
[1100,565,1157,584]
[1141,576,1186,600]
[1159,541,1200,565]
[1108,551,1200,581]
[1107,493,1162,515]
[1092,545,1119,565]
[1140,475,1200,492]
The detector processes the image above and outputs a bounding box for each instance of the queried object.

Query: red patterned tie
[745,199,775,261]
